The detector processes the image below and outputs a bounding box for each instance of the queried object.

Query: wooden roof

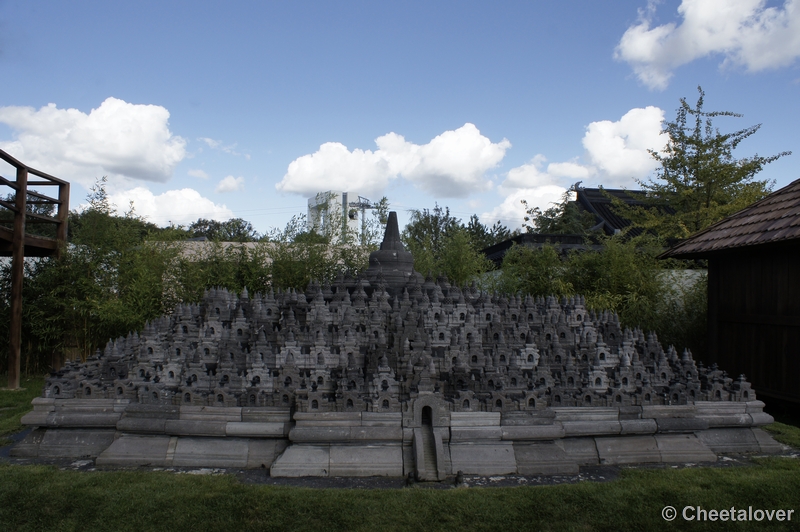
[660,177,800,259]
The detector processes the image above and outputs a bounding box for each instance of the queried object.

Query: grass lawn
[1,375,798,531]
[0,374,45,446]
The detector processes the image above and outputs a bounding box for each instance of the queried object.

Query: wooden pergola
[0,149,69,389]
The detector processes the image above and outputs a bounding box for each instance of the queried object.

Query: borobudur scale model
[13,212,781,478]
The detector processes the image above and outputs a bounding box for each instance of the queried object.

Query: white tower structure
[307,191,375,241]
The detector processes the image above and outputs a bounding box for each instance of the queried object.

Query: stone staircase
[420,425,438,480]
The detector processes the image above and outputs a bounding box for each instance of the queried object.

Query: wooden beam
[56,182,69,253]
[0,175,20,190]
[25,189,61,203]
[0,199,18,212]
[8,165,27,390]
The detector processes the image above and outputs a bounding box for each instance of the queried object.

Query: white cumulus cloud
[582,106,665,185]
[487,155,570,229]
[0,97,186,187]
[215,175,245,193]
[276,123,510,198]
[616,0,800,90]
[486,106,665,229]
[108,187,234,226]
[482,186,568,230]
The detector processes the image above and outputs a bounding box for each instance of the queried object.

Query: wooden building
[660,178,800,405]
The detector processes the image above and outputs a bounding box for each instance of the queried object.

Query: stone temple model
[14,212,781,478]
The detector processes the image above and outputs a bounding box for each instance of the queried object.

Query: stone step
[421,427,437,476]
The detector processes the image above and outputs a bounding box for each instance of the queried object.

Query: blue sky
[1,0,798,233]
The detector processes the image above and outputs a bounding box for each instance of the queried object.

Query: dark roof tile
[660,178,800,258]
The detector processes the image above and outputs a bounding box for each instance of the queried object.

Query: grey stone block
[96,434,171,466]
[48,413,122,428]
[349,427,403,442]
[695,428,761,453]
[514,442,580,474]
[501,424,565,441]
[501,410,556,426]
[289,427,351,442]
[618,406,643,420]
[117,417,167,434]
[655,418,709,433]
[752,428,783,454]
[561,421,621,436]
[225,422,285,438]
[270,444,331,477]
[241,407,291,423]
[434,429,451,476]
[745,400,767,414]
[434,426,450,443]
[553,407,619,422]
[246,439,289,468]
[164,420,227,437]
[748,412,774,426]
[654,434,716,463]
[620,419,657,435]
[54,399,129,415]
[9,428,47,457]
[19,411,50,426]
[698,414,753,427]
[179,406,242,422]
[555,438,599,465]
[37,429,116,458]
[449,442,517,475]
[450,412,501,427]
[123,404,180,419]
[293,412,362,427]
[30,397,55,410]
[641,405,696,419]
[694,402,746,415]
[402,442,415,477]
[595,436,661,464]
[450,427,503,442]
[361,412,402,427]
[172,437,249,468]
[329,444,403,476]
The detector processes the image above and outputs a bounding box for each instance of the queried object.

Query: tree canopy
[613,87,790,239]
[401,205,512,283]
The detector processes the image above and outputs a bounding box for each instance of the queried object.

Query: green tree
[1,179,182,370]
[495,244,573,297]
[436,227,494,287]
[564,235,666,329]
[402,204,460,264]
[188,217,260,242]
[613,87,790,239]
[465,214,515,250]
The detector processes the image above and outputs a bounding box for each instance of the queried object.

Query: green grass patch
[764,422,800,449]
[0,459,799,531]
[0,375,45,445]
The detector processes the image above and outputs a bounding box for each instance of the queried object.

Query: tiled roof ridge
[661,177,800,258]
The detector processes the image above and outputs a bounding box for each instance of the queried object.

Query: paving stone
[654,434,717,463]
[595,436,661,464]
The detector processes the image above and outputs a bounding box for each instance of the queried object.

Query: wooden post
[56,181,69,259]
[8,165,27,390]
